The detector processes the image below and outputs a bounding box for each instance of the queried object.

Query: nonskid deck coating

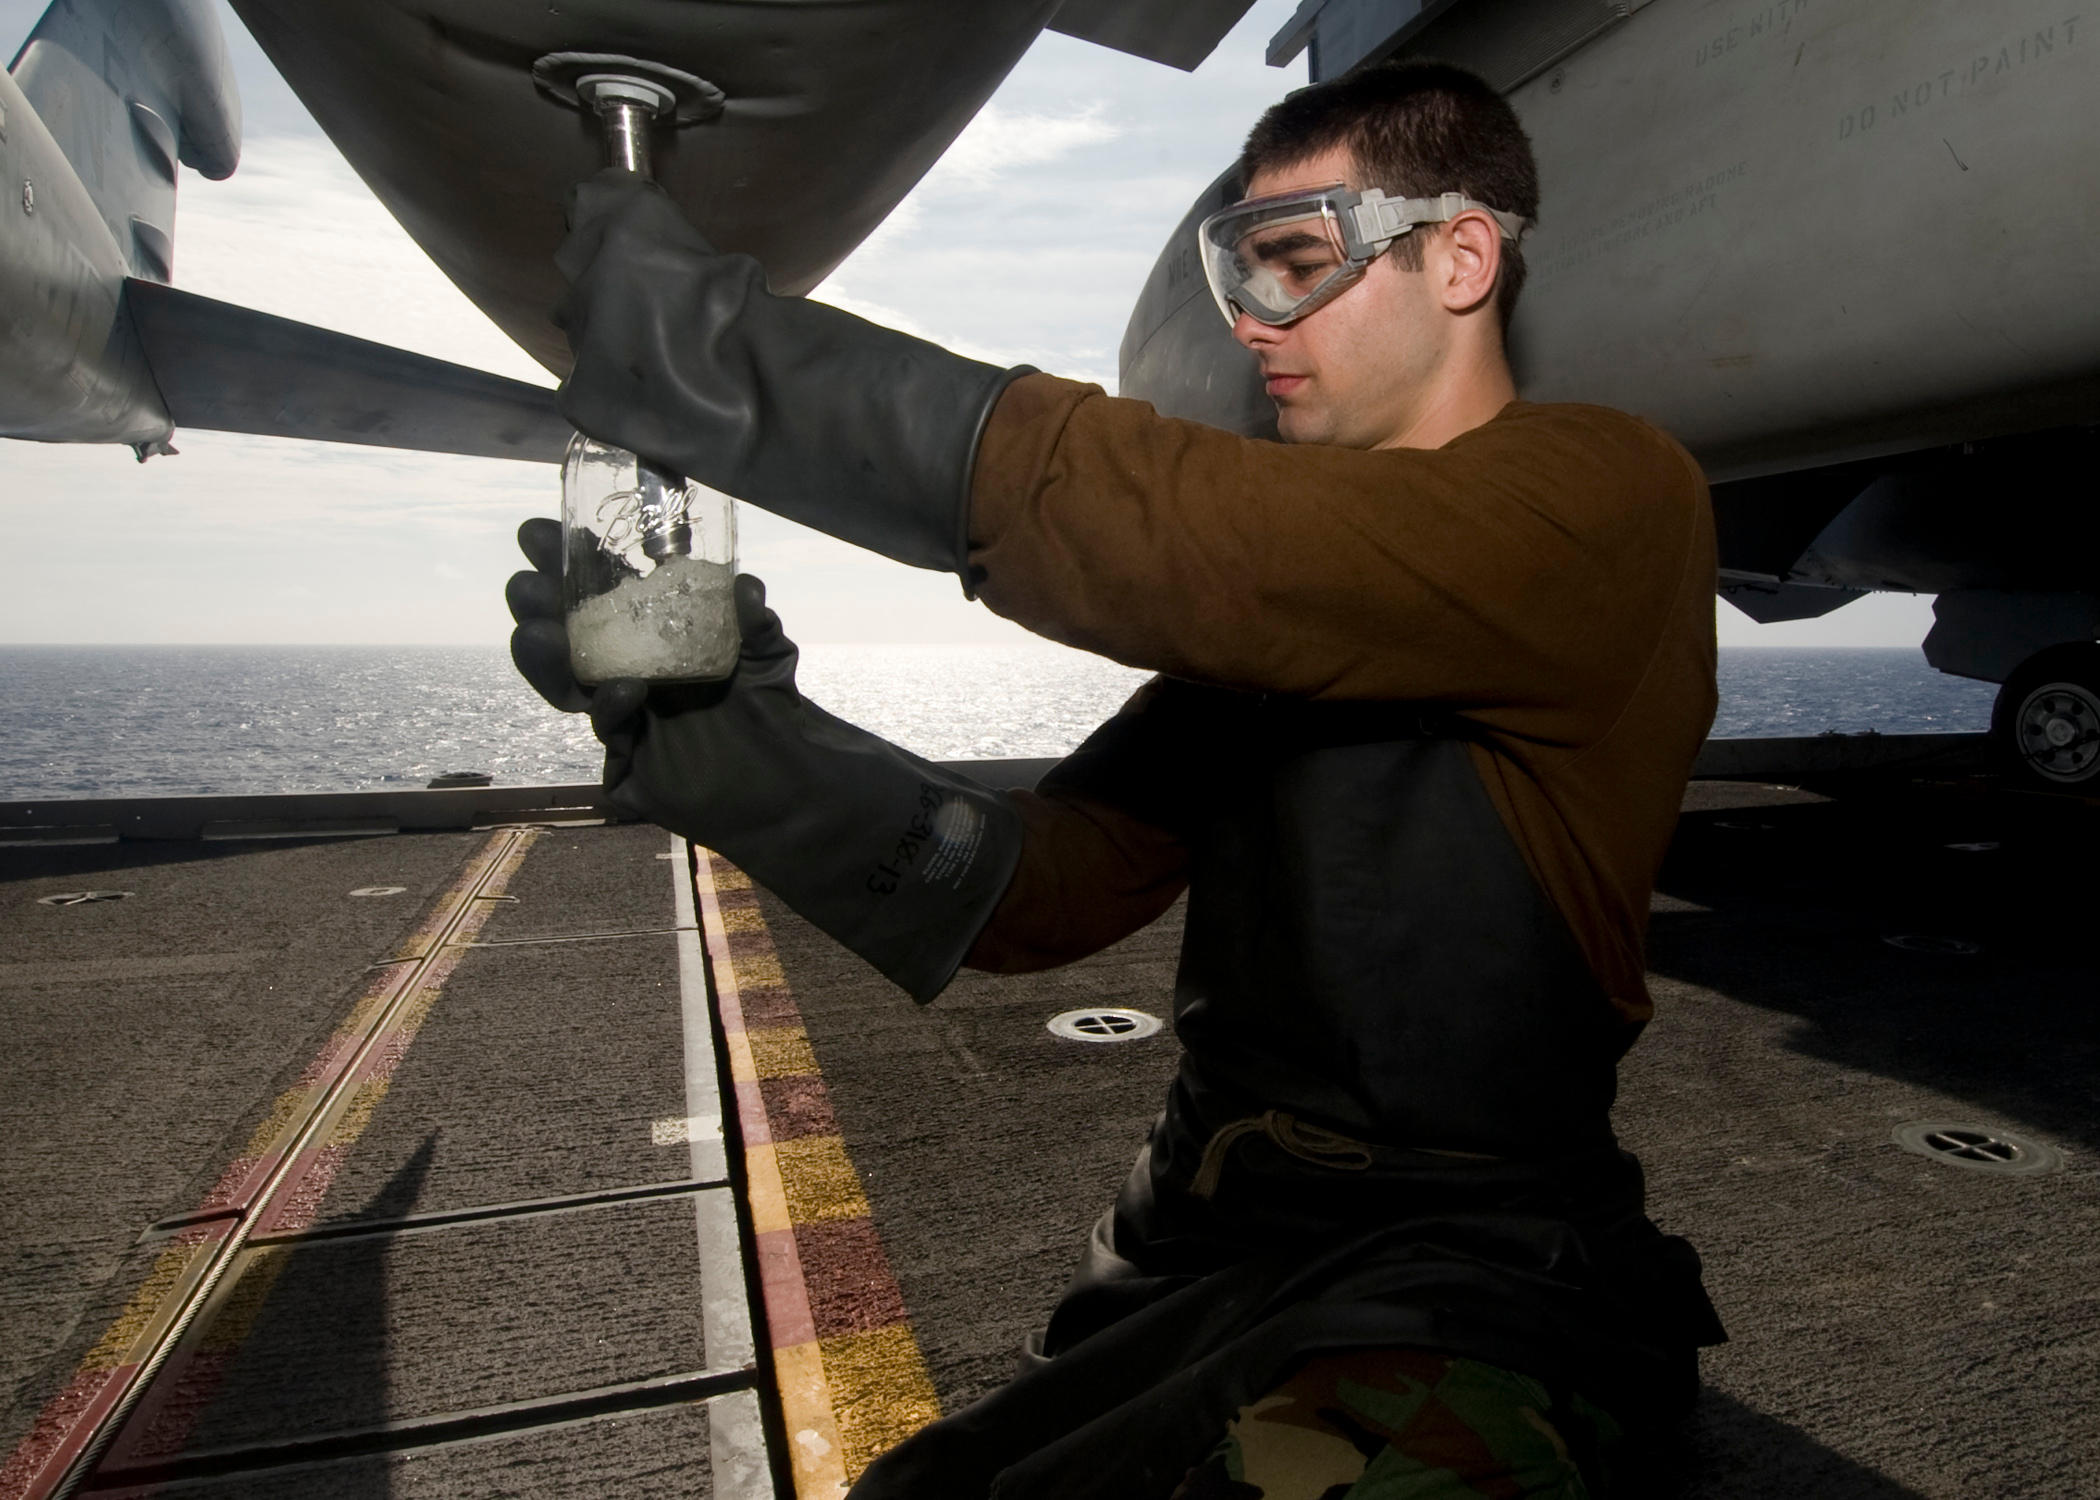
[0,826,756,1499]
[0,774,2092,1498]
[0,832,494,1467]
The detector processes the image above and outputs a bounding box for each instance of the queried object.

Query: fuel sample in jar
[560,434,738,684]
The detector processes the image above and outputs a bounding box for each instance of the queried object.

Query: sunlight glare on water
[0,645,1997,800]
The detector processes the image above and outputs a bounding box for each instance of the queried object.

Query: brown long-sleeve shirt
[960,373,1717,1024]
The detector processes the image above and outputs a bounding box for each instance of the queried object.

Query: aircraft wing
[7,0,1261,458]
[1049,0,1259,70]
[1718,575,1868,624]
[124,280,569,463]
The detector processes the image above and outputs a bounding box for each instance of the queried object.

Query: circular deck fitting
[348,886,407,898]
[1894,1121,2063,1176]
[37,890,132,906]
[1882,934,1983,955]
[1943,841,2002,853]
[1047,1008,1163,1044]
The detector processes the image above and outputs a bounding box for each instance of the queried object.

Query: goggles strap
[1349,189,1532,251]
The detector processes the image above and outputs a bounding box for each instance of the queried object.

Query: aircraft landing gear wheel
[1991,643,2100,792]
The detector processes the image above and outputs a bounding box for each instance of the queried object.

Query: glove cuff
[957,366,1036,597]
[614,697,1024,1003]
[736,329,1031,581]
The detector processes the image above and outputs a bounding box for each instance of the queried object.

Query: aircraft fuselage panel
[1122,0,2100,486]
[1508,0,2099,481]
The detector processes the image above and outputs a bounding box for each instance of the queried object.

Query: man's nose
[1231,309,1282,350]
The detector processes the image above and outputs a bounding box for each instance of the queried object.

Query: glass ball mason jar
[560,434,739,684]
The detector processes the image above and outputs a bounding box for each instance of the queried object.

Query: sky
[0,0,1938,650]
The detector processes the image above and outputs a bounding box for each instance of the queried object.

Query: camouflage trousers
[1167,1349,1622,1500]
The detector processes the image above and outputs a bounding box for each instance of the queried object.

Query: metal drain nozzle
[535,50,728,564]
[531,52,725,180]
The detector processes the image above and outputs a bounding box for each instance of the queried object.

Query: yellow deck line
[818,1324,943,1479]
[743,1143,793,1237]
[693,848,947,1493]
[692,851,850,1498]
[773,1341,851,1499]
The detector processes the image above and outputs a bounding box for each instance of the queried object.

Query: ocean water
[0,644,1998,802]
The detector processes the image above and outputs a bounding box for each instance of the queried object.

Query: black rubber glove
[554,171,1033,581]
[507,519,1022,1002]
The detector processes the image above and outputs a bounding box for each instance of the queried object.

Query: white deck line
[672,836,774,1497]
[705,1390,776,1498]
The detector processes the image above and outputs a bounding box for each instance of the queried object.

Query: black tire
[1990,643,2100,791]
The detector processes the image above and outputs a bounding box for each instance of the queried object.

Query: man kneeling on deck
[510,60,1726,1499]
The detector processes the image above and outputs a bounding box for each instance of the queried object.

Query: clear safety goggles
[1197,183,1533,327]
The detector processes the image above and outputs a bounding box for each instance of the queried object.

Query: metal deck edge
[674,838,778,1499]
[0,738,1996,845]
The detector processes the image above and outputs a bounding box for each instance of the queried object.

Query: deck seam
[78,1366,754,1490]
[229,1176,733,1248]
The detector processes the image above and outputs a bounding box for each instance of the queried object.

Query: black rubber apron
[850,682,1724,1499]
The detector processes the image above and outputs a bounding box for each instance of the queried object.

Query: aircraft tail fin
[125,279,571,464]
[8,0,240,284]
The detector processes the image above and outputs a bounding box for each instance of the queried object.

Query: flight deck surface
[1,771,2093,1498]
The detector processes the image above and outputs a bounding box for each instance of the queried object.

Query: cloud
[922,102,1122,192]
[805,11,1317,383]
[174,136,553,385]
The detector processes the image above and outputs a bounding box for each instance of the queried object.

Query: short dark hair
[1239,60,1540,327]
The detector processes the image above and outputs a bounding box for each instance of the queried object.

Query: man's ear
[1437,212,1505,316]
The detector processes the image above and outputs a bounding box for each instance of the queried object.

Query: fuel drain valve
[531,52,740,687]
[530,52,725,180]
